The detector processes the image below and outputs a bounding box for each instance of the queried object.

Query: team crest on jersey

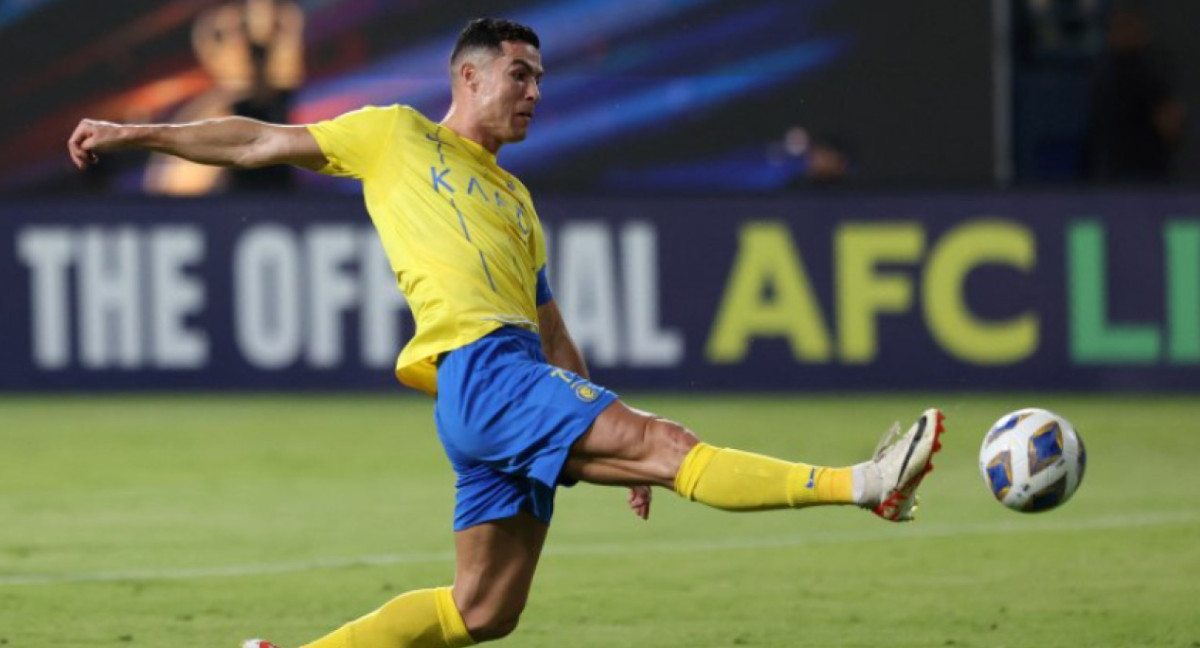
[573,382,600,403]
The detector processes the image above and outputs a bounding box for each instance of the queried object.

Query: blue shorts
[434,327,619,531]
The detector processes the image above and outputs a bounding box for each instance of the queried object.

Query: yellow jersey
[307,105,547,396]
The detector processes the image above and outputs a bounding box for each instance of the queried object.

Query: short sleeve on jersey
[306,105,399,179]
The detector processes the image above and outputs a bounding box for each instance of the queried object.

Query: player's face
[476,41,543,143]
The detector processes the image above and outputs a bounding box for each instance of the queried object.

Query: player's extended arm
[537,299,589,378]
[67,117,326,171]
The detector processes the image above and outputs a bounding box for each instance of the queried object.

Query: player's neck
[441,105,502,156]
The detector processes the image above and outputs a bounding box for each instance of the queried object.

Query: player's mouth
[515,110,534,123]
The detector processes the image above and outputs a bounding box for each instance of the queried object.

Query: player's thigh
[565,399,699,486]
[452,511,548,635]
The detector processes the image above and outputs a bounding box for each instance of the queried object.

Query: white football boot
[868,408,945,522]
[242,640,283,648]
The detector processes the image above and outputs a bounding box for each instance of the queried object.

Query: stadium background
[2,1,1199,647]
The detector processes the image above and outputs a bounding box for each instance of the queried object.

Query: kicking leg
[298,512,546,647]
[564,401,944,520]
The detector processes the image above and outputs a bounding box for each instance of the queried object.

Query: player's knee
[462,607,522,642]
[646,417,699,454]
[643,416,700,482]
[458,600,525,643]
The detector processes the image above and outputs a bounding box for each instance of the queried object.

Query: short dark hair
[450,18,540,64]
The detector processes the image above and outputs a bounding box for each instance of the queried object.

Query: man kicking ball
[68,17,945,648]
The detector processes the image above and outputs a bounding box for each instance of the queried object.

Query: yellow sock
[300,587,474,648]
[674,443,855,510]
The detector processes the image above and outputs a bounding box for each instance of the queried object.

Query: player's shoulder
[395,104,435,128]
[378,105,446,140]
[329,103,420,126]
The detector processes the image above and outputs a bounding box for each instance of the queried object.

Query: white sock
[852,461,881,507]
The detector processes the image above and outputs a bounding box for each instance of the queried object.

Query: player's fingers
[67,130,85,169]
[71,148,90,170]
[80,135,102,167]
[628,486,651,519]
[68,124,94,169]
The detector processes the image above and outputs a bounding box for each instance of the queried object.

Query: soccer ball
[979,408,1086,513]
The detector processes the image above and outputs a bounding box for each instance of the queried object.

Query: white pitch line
[1,510,1195,587]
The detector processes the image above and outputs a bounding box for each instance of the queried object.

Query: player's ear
[458,61,480,91]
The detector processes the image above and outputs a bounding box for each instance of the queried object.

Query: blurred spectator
[145,0,304,195]
[1084,7,1186,183]
[194,0,305,93]
[230,42,297,191]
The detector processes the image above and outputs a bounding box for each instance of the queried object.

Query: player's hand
[67,119,126,170]
[628,485,652,520]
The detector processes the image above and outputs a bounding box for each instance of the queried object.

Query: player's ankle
[852,461,881,507]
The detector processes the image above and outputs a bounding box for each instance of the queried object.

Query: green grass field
[2,394,1199,648]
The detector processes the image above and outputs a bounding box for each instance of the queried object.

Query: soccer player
[67,18,945,648]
